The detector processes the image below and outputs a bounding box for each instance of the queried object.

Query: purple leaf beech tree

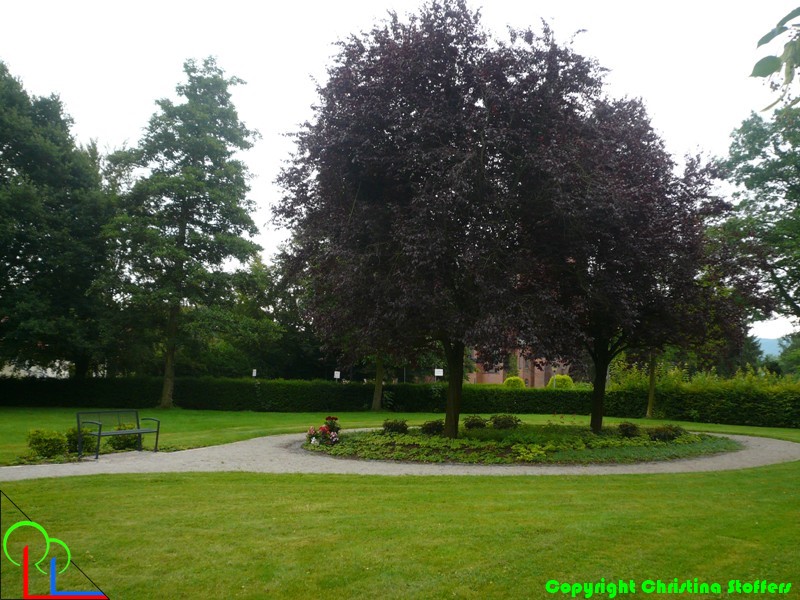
[275,0,602,437]
[512,98,725,432]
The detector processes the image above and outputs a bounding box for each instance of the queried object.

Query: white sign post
[334,371,341,380]
[434,368,444,380]
[252,369,257,378]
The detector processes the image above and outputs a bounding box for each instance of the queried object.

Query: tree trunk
[646,351,657,418]
[160,303,180,409]
[443,339,465,438]
[73,355,90,380]
[371,356,385,411]
[590,339,611,433]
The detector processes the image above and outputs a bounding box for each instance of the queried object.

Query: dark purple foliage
[276,0,747,434]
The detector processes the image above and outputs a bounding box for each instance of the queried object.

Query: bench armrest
[140,418,161,452]
[81,420,103,430]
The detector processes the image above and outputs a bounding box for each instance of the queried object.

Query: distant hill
[758,338,782,358]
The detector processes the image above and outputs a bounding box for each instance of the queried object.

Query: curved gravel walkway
[1,432,799,482]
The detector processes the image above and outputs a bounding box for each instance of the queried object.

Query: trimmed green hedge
[0,377,163,408]
[176,378,372,411]
[387,383,591,414]
[0,377,373,411]
[1,377,798,428]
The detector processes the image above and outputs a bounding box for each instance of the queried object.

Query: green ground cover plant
[1,464,798,599]
[304,422,740,464]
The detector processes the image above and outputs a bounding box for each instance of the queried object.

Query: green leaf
[777,7,800,27]
[752,55,783,77]
[758,26,788,47]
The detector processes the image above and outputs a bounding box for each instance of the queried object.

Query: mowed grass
[2,406,800,465]
[1,408,799,598]
[1,465,799,599]
[0,408,445,465]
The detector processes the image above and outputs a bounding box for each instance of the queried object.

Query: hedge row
[176,378,372,411]
[0,377,373,411]
[0,377,163,408]
[1,377,798,428]
[387,383,592,414]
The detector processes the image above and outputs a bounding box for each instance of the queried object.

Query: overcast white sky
[2,0,796,338]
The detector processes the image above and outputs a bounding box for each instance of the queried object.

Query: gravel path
[1,432,799,481]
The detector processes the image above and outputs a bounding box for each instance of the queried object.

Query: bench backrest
[77,410,141,430]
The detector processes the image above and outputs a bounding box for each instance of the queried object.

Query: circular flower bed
[302,418,741,465]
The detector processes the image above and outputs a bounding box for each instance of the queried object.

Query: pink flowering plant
[306,416,341,446]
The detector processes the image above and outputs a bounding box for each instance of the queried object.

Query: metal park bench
[76,410,160,459]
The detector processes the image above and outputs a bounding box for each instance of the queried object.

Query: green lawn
[0,408,446,465]
[1,408,799,598]
[2,407,799,466]
[1,466,798,599]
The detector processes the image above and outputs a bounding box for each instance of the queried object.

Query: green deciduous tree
[726,107,800,323]
[752,7,800,109]
[0,62,114,377]
[778,332,800,375]
[107,57,260,407]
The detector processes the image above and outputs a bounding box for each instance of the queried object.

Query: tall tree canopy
[512,97,730,430]
[108,57,260,407]
[726,107,800,322]
[0,62,112,377]
[276,0,604,436]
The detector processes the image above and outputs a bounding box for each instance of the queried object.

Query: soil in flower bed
[302,424,742,465]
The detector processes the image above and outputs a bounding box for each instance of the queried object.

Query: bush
[27,430,68,458]
[503,376,525,389]
[106,424,141,451]
[382,419,409,434]
[420,419,445,435]
[65,427,95,454]
[462,414,488,429]
[617,422,641,438]
[547,374,575,389]
[490,414,522,430]
[647,424,686,442]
